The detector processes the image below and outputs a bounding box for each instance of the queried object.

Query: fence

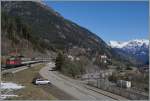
[87,78,149,100]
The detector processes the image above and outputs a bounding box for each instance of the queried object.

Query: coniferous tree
[55,51,65,71]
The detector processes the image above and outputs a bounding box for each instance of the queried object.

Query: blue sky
[44,1,149,43]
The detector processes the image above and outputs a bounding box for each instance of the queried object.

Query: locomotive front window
[9,58,15,60]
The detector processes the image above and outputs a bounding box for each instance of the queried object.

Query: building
[117,80,131,88]
[99,54,108,63]
[67,55,74,61]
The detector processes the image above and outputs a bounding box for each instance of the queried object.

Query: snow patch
[1,94,18,99]
[109,41,128,48]
[1,82,24,90]
[1,82,24,99]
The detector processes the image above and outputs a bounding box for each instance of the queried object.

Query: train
[5,55,34,68]
[1,55,50,69]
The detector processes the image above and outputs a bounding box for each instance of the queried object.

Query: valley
[1,1,149,100]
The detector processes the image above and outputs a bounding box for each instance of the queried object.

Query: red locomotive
[6,56,22,68]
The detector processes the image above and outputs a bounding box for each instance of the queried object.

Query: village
[76,54,149,99]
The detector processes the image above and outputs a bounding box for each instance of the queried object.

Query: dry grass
[2,64,56,100]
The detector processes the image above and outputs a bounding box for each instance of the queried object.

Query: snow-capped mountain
[109,39,149,65]
[109,39,149,49]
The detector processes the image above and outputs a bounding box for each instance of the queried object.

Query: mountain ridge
[1,1,110,55]
[109,39,149,65]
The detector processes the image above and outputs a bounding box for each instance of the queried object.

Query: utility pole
[99,72,101,88]
[97,76,98,88]
[88,74,89,85]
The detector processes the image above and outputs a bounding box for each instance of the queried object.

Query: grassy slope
[2,64,56,100]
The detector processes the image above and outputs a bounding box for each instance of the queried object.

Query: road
[40,62,127,100]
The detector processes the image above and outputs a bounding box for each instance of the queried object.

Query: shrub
[61,61,80,78]
[144,87,149,92]
[126,66,132,70]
